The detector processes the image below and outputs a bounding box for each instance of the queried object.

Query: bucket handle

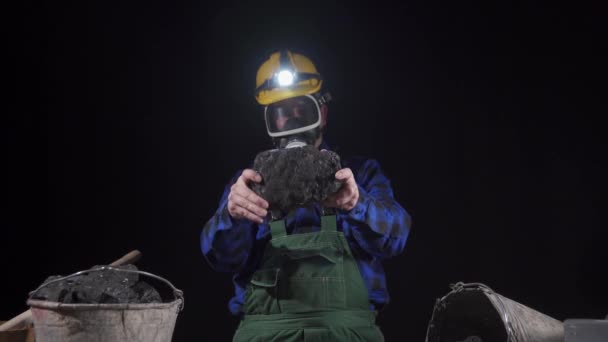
[29,266,184,311]
[449,281,496,293]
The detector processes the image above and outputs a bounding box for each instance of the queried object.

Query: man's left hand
[323,168,359,211]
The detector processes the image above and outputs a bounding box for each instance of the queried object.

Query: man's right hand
[227,169,269,224]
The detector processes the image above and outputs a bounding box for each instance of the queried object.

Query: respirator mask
[264,94,324,149]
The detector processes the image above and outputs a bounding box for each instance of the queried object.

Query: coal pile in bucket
[29,265,162,304]
[252,146,342,214]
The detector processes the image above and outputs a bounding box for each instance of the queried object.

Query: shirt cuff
[219,206,252,230]
[345,184,371,222]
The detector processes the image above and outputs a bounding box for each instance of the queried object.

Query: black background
[5,1,607,341]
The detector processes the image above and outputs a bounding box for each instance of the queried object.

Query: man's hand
[227,169,269,224]
[323,168,359,211]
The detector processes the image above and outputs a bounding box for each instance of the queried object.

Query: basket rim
[27,298,183,311]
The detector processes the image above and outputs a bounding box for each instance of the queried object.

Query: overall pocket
[278,247,346,311]
[242,268,281,315]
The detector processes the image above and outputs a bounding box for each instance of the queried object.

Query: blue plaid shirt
[201,150,411,316]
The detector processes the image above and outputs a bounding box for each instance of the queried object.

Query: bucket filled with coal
[27,265,183,342]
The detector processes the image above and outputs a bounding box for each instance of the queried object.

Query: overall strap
[269,219,287,238]
[321,215,337,232]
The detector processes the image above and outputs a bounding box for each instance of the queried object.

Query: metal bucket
[27,267,184,342]
[0,321,35,342]
[426,282,564,342]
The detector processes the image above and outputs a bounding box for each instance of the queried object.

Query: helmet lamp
[277,70,295,86]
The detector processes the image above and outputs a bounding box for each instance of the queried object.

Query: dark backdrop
[5,1,606,340]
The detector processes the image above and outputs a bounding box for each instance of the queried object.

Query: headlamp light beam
[277,70,295,86]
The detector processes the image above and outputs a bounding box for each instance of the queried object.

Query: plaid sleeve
[200,170,258,272]
[343,159,412,259]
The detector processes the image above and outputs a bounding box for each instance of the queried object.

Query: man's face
[273,97,311,131]
[266,96,319,133]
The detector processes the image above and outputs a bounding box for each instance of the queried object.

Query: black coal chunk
[252,146,342,214]
[30,264,162,304]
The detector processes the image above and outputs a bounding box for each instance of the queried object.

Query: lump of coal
[29,264,162,304]
[251,146,342,215]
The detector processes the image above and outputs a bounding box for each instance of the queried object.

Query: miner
[201,50,412,341]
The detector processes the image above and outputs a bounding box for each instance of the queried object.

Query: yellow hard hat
[255,50,323,105]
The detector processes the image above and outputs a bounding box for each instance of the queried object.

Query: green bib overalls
[233,214,385,341]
